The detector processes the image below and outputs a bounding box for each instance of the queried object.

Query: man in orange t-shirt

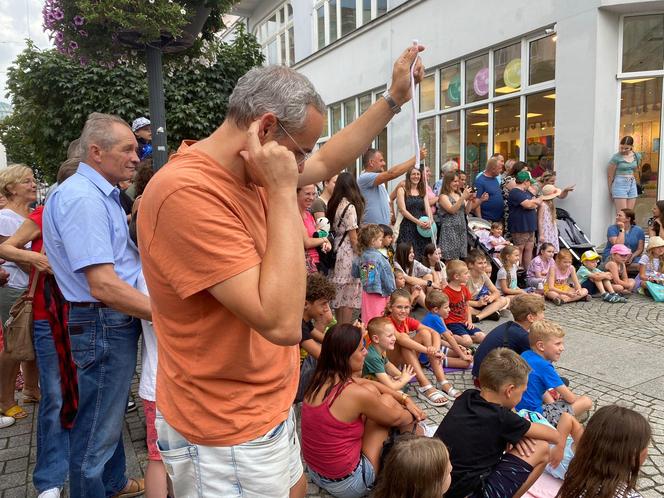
[138,47,425,497]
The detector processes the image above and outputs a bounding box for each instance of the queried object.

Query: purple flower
[54,31,64,42]
[69,40,78,50]
[79,30,88,37]
[73,15,84,26]
[53,8,64,20]
[79,56,89,66]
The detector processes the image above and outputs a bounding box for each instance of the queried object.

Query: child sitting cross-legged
[443,260,486,346]
[362,317,415,391]
[420,290,473,371]
[516,319,593,427]
[636,235,664,293]
[496,245,528,298]
[526,243,556,290]
[604,244,637,294]
[435,348,561,498]
[544,249,590,305]
[465,249,510,322]
[386,289,458,405]
[471,294,545,383]
[576,250,627,303]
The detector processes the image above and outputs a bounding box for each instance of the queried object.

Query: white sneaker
[38,488,61,498]
[0,415,14,428]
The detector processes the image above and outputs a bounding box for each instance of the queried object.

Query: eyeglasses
[277,121,312,166]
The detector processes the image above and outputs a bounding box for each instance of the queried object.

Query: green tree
[0,25,263,181]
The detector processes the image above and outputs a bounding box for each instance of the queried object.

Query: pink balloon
[473,67,489,96]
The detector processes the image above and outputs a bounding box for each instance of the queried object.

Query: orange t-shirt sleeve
[146,186,262,300]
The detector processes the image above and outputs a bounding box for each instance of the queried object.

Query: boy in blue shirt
[516,320,593,426]
[420,290,473,370]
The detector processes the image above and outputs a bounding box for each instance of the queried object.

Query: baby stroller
[556,208,595,265]
[467,217,502,281]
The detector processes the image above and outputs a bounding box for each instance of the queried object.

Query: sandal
[22,391,41,403]
[112,477,145,498]
[2,405,28,419]
[551,297,562,306]
[439,380,462,400]
[416,384,448,407]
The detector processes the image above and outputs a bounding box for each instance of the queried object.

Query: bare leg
[522,240,535,270]
[362,392,400,473]
[475,299,506,320]
[626,197,636,210]
[453,334,472,347]
[571,395,593,418]
[613,198,627,213]
[594,280,606,294]
[471,331,486,344]
[145,461,169,498]
[510,439,551,498]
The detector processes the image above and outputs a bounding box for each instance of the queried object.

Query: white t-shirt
[496,265,518,291]
[394,259,432,278]
[137,271,158,401]
[0,208,30,289]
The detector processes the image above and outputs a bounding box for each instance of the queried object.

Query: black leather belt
[70,302,108,308]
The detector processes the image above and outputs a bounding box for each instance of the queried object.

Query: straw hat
[647,236,664,250]
[540,184,562,200]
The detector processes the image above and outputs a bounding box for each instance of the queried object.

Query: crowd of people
[0,42,658,498]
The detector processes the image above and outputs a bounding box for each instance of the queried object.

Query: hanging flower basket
[42,0,233,64]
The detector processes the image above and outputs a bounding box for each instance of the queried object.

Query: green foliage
[0,26,264,182]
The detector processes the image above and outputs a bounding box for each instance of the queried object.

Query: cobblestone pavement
[2,295,664,497]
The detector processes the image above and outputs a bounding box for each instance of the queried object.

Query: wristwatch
[427,280,433,287]
[382,90,401,114]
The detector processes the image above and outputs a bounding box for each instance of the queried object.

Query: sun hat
[610,243,632,256]
[647,236,664,250]
[131,117,151,133]
[580,250,601,263]
[540,184,562,200]
[416,216,438,239]
[515,170,534,183]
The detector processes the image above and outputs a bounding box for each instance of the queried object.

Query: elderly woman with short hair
[0,164,40,422]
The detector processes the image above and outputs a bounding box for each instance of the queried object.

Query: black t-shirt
[301,320,313,344]
[434,389,531,498]
[471,322,530,378]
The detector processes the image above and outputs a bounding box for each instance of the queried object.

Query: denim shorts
[611,175,638,199]
[156,407,303,497]
[447,322,482,336]
[308,454,375,498]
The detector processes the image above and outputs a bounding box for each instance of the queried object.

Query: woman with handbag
[298,184,332,274]
[326,172,364,324]
[0,164,40,422]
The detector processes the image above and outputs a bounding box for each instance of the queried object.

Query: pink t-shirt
[303,211,320,265]
[552,263,574,285]
[527,256,554,279]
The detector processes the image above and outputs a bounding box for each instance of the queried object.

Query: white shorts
[156,407,303,497]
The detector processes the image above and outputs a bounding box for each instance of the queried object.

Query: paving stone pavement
[2,295,664,497]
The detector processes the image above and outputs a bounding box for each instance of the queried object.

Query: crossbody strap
[27,246,45,299]
[335,203,352,247]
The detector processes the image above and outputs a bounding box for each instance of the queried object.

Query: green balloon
[447,74,461,104]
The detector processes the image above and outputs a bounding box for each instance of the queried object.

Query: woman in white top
[0,164,39,421]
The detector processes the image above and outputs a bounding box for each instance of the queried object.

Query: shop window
[494,43,521,96]
[330,103,342,134]
[418,117,436,170]
[525,91,555,176]
[344,99,357,125]
[465,54,489,104]
[419,74,436,112]
[440,63,461,110]
[466,106,489,180]
[620,78,662,224]
[440,112,461,169]
[623,15,664,73]
[529,35,556,85]
[493,98,520,160]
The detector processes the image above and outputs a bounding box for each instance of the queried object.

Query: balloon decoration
[503,58,521,89]
[466,144,479,162]
[447,74,461,104]
[473,67,489,97]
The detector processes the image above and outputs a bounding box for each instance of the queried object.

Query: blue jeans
[67,306,140,498]
[33,319,70,493]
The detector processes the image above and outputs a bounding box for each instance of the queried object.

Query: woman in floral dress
[326,172,364,324]
[437,171,473,261]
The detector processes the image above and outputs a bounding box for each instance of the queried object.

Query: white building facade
[232,0,664,244]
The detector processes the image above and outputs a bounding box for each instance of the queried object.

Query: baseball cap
[580,250,601,263]
[610,243,632,256]
[131,117,151,133]
[516,170,534,183]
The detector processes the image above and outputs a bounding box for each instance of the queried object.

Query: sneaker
[471,315,480,324]
[125,400,137,414]
[38,488,61,498]
[613,293,628,303]
[486,311,501,321]
[0,415,15,429]
[602,292,613,302]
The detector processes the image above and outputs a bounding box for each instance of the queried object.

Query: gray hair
[227,65,325,133]
[441,160,459,175]
[79,113,130,158]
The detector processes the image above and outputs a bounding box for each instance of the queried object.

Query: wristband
[382,90,401,114]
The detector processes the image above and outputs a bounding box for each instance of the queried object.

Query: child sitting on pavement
[435,348,561,498]
[394,268,422,306]
[471,294,545,382]
[497,245,529,298]
[362,317,415,391]
[526,242,556,290]
[604,243,637,294]
[636,235,664,292]
[465,249,510,322]
[576,250,626,303]
[386,289,458,405]
[544,249,590,305]
[443,260,486,346]
[420,290,474,370]
[516,320,593,427]
[296,273,336,403]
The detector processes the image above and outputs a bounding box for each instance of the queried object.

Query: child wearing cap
[637,235,664,291]
[577,250,627,303]
[508,170,542,270]
[537,184,561,253]
[604,244,636,293]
